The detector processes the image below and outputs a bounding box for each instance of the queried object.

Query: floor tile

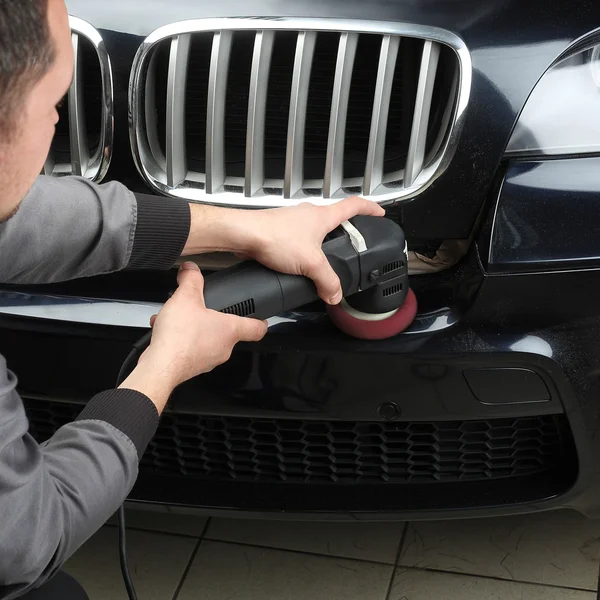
[65,526,197,600]
[106,503,208,537]
[390,568,595,600]
[178,541,393,600]
[400,510,600,591]
[207,517,404,563]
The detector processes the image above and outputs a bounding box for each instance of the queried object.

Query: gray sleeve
[0,175,191,285]
[0,355,160,599]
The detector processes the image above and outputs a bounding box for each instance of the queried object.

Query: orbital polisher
[202,214,417,339]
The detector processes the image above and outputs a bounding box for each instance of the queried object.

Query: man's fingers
[232,316,269,343]
[303,251,342,305]
[329,196,385,226]
[177,262,206,305]
[149,314,157,327]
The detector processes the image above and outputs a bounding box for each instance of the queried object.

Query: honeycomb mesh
[23,398,570,485]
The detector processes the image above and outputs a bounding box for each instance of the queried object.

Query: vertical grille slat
[404,40,441,188]
[206,31,233,194]
[166,34,191,188]
[426,67,459,165]
[145,50,166,171]
[130,19,469,207]
[363,35,400,196]
[68,33,89,177]
[284,31,317,199]
[323,32,359,199]
[245,30,275,197]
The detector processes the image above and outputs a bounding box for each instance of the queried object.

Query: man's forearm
[182,203,262,256]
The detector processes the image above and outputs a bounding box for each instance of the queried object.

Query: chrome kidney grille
[130,19,471,207]
[44,17,114,182]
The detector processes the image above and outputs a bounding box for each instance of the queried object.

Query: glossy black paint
[489,158,600,272]
[65,0,600,240]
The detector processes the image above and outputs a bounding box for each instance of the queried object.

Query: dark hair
[0,0,55,138]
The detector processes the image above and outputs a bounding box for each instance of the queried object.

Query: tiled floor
[65,506,600,599]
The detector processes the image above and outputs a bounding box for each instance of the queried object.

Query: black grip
[203,261,327,320]
[203,262,293,320]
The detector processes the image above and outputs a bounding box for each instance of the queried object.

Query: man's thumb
[235,317,269,343]
[177,262,205,295]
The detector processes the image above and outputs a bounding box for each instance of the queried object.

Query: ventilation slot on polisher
[382,260,404,275]
[383,283,403,298]
[222,299,256,317]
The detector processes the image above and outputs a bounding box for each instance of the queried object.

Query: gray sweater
[0,175,191,598]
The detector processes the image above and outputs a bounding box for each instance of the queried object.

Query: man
[0,0,384,598]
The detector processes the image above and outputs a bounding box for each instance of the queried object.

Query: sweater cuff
[76,389,159,459]
[127,193,191,270]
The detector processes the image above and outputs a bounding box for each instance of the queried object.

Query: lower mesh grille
[23,398,572,485]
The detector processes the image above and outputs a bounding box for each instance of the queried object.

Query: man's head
[0,0,73,223]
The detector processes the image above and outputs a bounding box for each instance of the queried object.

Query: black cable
[115,331,153,600]
[118,504,138,600]
[116,332,153,387]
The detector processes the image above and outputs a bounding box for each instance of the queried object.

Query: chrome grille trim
[405,40,441,188]
[68,32,89,176]
[284,31,317,200]
[166,34,191,188]
[130,18,472,207]
[363,35,400,196]
[145,49,166,173]
[45,16,113,182]
[245,30,275,198]
[207,31,234,195]
[323,32,359,199]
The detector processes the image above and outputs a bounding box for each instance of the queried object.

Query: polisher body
[202,216,416,338]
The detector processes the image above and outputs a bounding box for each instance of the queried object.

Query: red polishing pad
[326,288,418,340]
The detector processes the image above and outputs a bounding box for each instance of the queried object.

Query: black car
[2,0,600,521]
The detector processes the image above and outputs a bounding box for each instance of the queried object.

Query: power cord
[115,331,153,600]
[118,505,137,600]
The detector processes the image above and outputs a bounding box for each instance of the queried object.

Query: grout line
[402,565,597,594]
[104,522,202,541]
[171,537,203,600]
[384,523,409,600]
[200,537,599,595]
[396,522,410,564]
[201,536,399,567]
[199,517,212,541]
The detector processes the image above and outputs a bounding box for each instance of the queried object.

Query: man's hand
[183,197,385,303]
[243,197,385,304]
[119,262,267,413]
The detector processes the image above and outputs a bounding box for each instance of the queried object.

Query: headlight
[506,43,600,157]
